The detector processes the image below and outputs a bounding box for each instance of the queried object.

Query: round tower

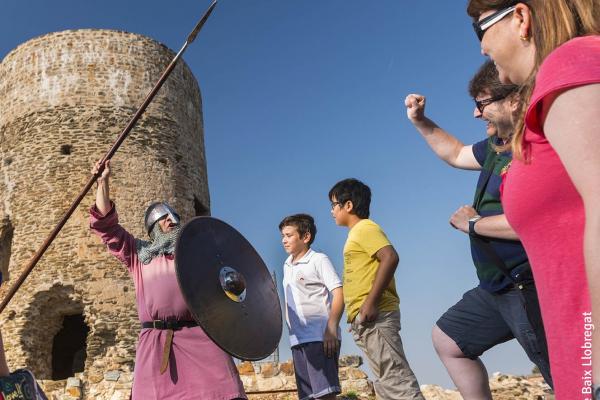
[0,29,209,398]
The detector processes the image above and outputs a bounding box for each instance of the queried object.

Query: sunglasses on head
[473,5,517,41]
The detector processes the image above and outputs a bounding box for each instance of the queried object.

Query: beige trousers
[350,310,424,400]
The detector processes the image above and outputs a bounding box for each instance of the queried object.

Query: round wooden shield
[175,217,282,360]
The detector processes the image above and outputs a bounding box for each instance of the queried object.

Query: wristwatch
[468,215,482,236]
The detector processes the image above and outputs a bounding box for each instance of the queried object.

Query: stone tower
[0,29,209,398]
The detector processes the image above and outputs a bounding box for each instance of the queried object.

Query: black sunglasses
[475,95,507,113]
[473,5,517,41]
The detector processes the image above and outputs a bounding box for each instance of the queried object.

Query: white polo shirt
[282,249,342,346]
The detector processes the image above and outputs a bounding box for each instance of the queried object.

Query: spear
[0,0,218,313]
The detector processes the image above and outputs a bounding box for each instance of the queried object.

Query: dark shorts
[436,284,553,387]
[291,341,341,400]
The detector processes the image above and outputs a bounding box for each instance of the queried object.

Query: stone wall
[239,355,374,399]
[0,29,209,399]
[33,367,554,400]
[34,354,373,400]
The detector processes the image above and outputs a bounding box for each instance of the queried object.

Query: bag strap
[471,235,523,289]
[473,139,496,210]
[471,139,524,289]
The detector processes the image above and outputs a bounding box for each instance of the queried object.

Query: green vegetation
[339,391,359,400]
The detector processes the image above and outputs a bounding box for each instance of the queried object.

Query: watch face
[469,216,481,222]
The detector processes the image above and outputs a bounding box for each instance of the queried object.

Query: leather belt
[141,320,198,374]
[141,320,198,330]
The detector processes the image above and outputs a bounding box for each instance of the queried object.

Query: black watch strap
[468,216,482,236]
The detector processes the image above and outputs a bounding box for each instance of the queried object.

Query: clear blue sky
[0,0,536,388]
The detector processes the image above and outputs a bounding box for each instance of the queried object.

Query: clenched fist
[405,93,427,124]
[449,205,477,233]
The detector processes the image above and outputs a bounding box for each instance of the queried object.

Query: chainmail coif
[136,222,182,265]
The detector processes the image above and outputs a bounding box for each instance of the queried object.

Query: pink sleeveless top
[502,35,600,399]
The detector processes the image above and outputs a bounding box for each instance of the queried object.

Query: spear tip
[187,0,218,44]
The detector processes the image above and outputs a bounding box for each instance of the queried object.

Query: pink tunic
[90,204,246,400]
[502,36,600,399]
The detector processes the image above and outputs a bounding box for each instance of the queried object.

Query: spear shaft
[0,0,218,314]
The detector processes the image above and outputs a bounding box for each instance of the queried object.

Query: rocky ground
[244,372,553,400]
[421,373,553,400]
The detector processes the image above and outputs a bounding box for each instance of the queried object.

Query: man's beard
[490,118,515,141]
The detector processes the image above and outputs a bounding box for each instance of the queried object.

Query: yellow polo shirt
[343,219,399,322]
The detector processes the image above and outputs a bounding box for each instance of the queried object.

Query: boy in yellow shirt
[329,178,423,400]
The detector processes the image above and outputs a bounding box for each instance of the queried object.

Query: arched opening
[0,217,13,282]
[52,314,89,380]
[20,284,85,378]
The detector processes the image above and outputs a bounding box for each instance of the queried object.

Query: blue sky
[0,0,536,388]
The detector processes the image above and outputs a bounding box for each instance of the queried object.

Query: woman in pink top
[90,160,246,400]
[466,1,600,399]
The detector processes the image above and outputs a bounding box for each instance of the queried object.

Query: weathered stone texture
[421,373,554,400]
[240,356,375,399]
[0,29,209,399]
[239,361,553,400]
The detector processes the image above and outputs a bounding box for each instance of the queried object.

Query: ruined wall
[0,29,209,399]
[239,355,374,398]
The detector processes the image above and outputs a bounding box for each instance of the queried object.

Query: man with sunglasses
[405,61,552,399]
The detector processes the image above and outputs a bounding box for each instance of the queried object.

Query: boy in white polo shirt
[279,214,344,400]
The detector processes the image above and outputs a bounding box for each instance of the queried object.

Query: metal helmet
[144,202,181,235]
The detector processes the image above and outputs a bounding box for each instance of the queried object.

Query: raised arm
[542,83,600,383]
[89,160,137,269]
[93,160,112,216]
[405,94,480,170]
